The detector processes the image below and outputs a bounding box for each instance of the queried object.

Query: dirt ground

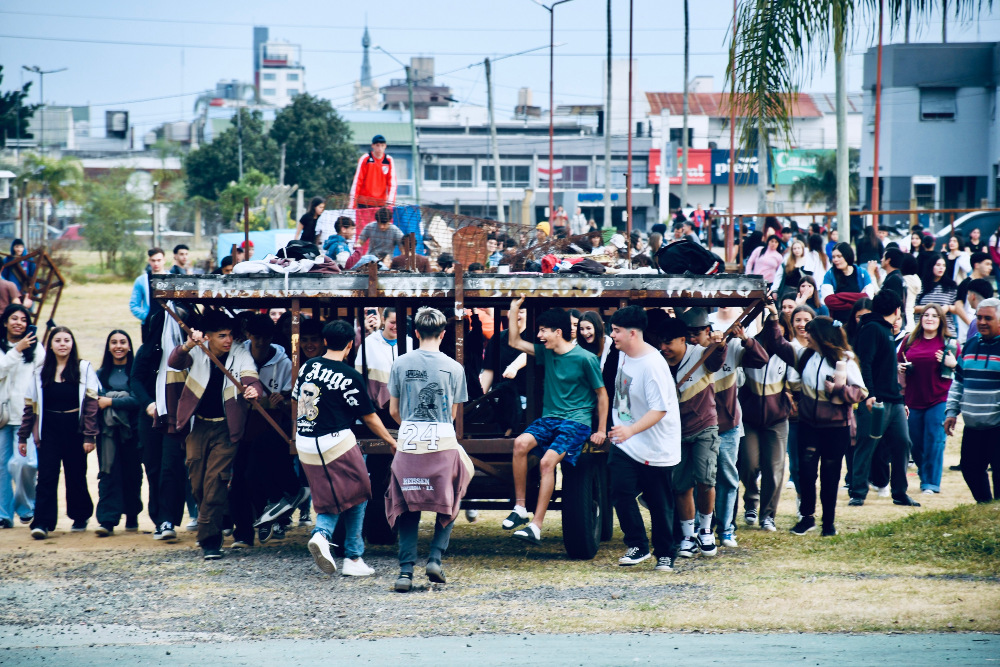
[2,280,997,638]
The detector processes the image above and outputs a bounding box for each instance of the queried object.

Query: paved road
[0,625,996,666]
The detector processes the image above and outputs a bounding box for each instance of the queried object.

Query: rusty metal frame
[0,249,66,337]
[153,270,769,479]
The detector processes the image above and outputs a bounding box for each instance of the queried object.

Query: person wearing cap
[660,311,726,559]
[349,135,397,232]
[684,308,769,548]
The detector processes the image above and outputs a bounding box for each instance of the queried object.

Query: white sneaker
[761,517,777,532]
[785,480,795,489]
[465,508,479,523]
[307,532,337,574]
[186,518,198,531]
[877,485,891,498]
[922,489,934,495]
[720,531,738,548]
[342,557,375,577]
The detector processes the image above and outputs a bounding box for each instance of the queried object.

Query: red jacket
[349,152,396,208]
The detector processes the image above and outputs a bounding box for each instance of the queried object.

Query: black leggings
[798,422,849,528]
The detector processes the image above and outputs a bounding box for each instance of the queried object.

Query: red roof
[645,92,823,118]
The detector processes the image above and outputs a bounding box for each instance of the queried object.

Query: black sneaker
[155,522,177,540]
[618,546,652,566]
[654,556,675,572]
[94,524,114,537]
[892,495,921,507]
[271,523,286,540]
[395,572,413,592]
[31,527,48,540]
[0,518,12,529]
[71,519,88,532]
[426,561,447,584]
[258,524,274,544]
[502,510,529,530]
[848,498,865,507]
[744,509,758,526]
[697,528,718,557]
[790,516,816,535]
[203,548,223,561]
[124,517,139,532]
[821,525,838,537]
[678,536,699,558]
[19,515,33,525]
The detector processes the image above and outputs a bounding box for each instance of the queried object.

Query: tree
[81,170,146,271]
[0,66,40,147]
[727,0,990,239]
[184,109,278,200]
[14,153,83,226]
[788,149,859,209]
[269,94,357,198]
[217,168,276,229]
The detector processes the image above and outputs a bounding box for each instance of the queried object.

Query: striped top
[946,334,1000,429]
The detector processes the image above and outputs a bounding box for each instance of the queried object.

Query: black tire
[560,454,602,560]
[599,462,614,542]
[363,456,396,545]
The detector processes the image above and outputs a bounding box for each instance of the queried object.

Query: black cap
[371,134,386,144]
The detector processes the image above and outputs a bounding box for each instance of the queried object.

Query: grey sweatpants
[397,511,455,574]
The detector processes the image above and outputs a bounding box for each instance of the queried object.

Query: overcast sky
[2,0,998,138]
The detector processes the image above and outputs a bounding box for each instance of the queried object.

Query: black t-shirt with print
[291,357,375,438]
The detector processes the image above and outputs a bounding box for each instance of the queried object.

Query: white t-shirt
[612,348,681,467]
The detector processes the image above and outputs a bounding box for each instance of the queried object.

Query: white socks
[513,505,528,518]
[680,519,695,538]
[697,512,713,532]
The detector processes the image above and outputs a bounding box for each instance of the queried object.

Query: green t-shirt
[534,343,604,426]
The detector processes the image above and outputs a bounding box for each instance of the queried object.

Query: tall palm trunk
[834,8,850,243]
[680,0,690,210]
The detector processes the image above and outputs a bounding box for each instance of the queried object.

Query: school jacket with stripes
[670,343,725,439]
[713,335,769,433]
[739,318,798,429]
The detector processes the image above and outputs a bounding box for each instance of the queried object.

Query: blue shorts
[523,417,592,467]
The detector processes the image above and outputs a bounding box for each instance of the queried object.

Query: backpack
[278,240,321,261]
[655,239,724,275]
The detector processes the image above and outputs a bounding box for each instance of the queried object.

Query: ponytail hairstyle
[799,316,850,372]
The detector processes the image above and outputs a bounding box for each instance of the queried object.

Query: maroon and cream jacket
[713,336,769,433]
[385,421,473,528]
[18,360,100,446]
[296,430,371,515]
[167,344,263,443]
[796,349,868,429]
[740,319,798,429]
[670,343,726,439]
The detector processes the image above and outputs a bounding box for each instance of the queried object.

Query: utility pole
[603,0,612,230]
[152,181,160,250]
[22,65,67,154]
[680,0,690,211]
[279,143,286,185]
[834,7,850,244]
[376,46,421,207]
[485,58,506,222]
[237,109,244,180]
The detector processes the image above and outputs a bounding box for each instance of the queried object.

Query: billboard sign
[771,149,831,185]
[711,149,759,185]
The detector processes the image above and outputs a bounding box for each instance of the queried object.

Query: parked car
[60,224,83,241]
[933,211,1000,250]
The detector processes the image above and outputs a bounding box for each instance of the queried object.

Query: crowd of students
[2,215,999,590]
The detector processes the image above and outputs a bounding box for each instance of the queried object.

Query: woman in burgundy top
[897,304,958,494]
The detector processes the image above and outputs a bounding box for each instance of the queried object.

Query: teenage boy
[230,314,307,547]
[851,290,920,508]
[608,306,681,571]
[956,252,995,341]
[168,311,264,560]
[682,308,768,547]
[294,319,397,576]
[660,315,726,558]
[386,307,471,592]
[503,297,608,544]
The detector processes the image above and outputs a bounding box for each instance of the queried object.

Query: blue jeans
[908,402,947,492]
[786,421,800,493]
[1,424,36,521]
[312,500,367,559]
[714,427,741,534]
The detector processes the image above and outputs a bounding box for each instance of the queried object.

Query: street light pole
[533,0,574,224]
[22,66,68,154]
[377,46,421,208]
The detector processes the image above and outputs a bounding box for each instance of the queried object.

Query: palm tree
[788,149,859,209]
[15,153,83,234]
[727,0,990,241]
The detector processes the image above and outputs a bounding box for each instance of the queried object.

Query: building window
[287,73,299,81]
[261,88,277,96]
[920,88,957,121]
[262,73,276,81]
[481,165,530,187]
[288,88,299,96]
[540,165,589,189]
[424,164,473,187]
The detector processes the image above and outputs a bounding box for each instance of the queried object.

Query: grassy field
[5,269,997,636]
